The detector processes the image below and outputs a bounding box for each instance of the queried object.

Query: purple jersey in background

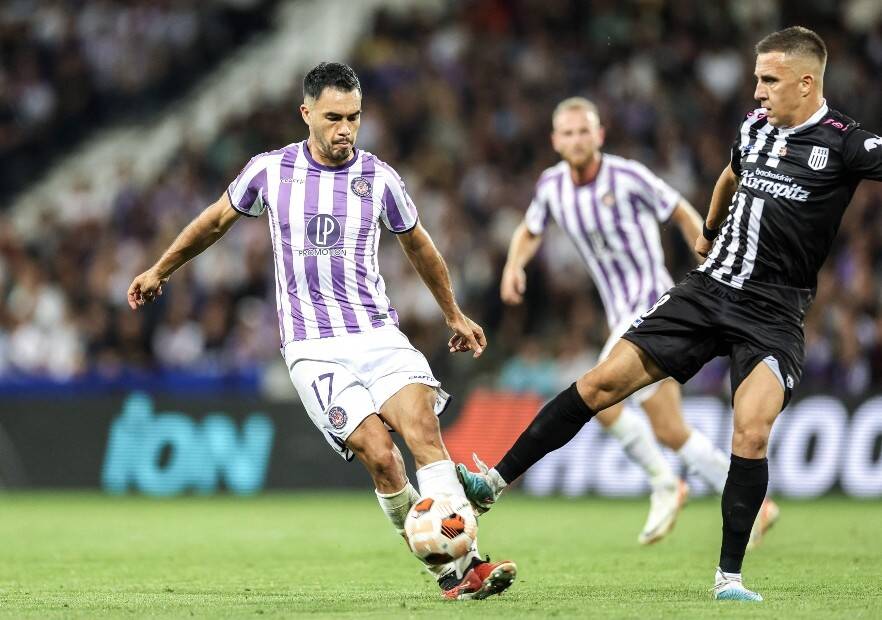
[227,141,418,344]
[524,154,680,328]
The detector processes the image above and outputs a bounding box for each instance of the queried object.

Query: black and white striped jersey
[697,102,882,304]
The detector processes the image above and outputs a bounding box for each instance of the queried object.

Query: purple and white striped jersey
[524,154,680,328]
[227,141,418,344]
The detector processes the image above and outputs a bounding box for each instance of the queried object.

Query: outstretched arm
[127,192,241,309]
[695,164,739,258]
[397,222,487,358]
[500,222,543,305]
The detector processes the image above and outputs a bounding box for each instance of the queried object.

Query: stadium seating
[1,0,881,400]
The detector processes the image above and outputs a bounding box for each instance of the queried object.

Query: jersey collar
[566,155,605,187]
[302,140,360,172]
[780,99,828,133]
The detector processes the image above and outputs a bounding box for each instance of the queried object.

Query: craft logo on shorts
[327,406,348,430]
[351,176,372,197]
[306,214,342,247]
[408,374,435,382]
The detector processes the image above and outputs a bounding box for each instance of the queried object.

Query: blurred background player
[491,96,779,546]
[457,25,882,602]
[127,61,515,601]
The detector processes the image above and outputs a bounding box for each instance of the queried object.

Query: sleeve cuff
[227,189,260,218]
[659,194,680,224]
[387,216,419,235]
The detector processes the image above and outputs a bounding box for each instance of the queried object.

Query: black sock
[719,454,768,573]
[495,383,596,484]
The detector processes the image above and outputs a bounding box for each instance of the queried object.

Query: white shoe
[712,568,763,601]
[638,479,689,545]
[747,498,780,551]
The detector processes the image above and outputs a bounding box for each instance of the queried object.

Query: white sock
[376,482,462,582]
[487,468,508,495]
[375,482,420,535]
[415,460,481,580]
[415,459,465,497]
[717,567,742,581]
[607,410,676,489]
[678,430,729,494]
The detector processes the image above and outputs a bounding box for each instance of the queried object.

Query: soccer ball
[404,494,477,565]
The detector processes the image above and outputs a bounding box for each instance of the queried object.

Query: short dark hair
[303,62,361,101]
[755,26,827,66]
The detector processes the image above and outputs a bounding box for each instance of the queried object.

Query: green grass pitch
[0,492,879,618]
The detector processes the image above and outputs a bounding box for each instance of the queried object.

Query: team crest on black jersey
[808,146,829,170]
[351,176,372,197]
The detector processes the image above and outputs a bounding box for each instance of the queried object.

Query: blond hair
[552,97,601,124]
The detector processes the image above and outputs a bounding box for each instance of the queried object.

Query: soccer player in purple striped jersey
[485,97,740,544]
[127,62,515,600]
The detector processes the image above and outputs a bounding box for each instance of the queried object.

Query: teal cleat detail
[714,588,764,602]
[712,568,763,602]
[455,454,497,515]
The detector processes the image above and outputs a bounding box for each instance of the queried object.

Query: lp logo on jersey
[306,214,342,247]
[807,146,829,170]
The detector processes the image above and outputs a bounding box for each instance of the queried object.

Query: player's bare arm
[695,164,739,258]
[668,199,704,262]
[127,192,241,309]
[397,222,487,357]
[500,221,543,305]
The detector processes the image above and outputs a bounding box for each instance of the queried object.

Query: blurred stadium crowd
[1,0,881,400]
[0,0,277,197]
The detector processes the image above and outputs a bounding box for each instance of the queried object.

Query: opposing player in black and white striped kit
[458,26,882,601]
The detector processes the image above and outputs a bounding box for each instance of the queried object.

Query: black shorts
[621,271,807,409]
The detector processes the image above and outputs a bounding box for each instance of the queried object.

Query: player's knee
[732,426,769,456]
[577,374,618,411]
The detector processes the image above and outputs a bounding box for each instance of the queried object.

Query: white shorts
[282,325,450,461]
[600,312,666,405]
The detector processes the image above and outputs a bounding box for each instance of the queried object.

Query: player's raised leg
[713,362,783,602]
[380,383,516,600]
[458,339,667,512]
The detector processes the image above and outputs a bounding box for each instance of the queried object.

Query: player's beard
[566,151,594,170]
[323,138,353,163]
[561,141,594,166]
